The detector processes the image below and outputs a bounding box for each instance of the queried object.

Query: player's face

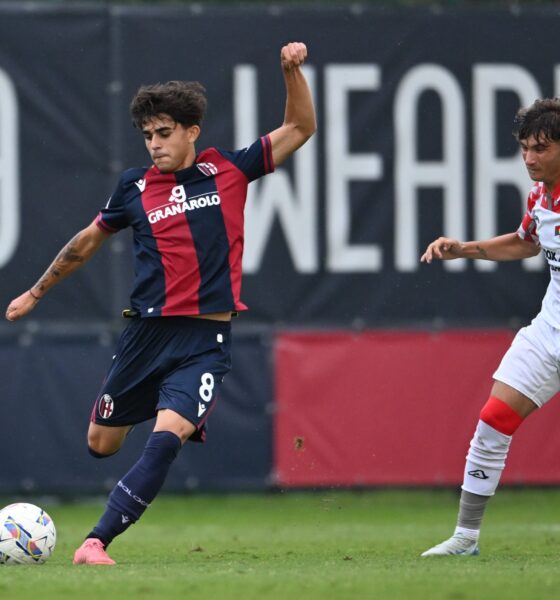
[142,115,200,173]
[520,135,560,190]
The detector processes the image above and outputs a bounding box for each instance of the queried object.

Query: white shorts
[493,313,560,407]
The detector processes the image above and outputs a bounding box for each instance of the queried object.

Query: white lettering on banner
[473,65,543,272]
[233,61,552,274]
[236,65,318,274]
[326,65,383,272]
[555,65,560,99]
[395,64,466,272]
[0,68,19,269]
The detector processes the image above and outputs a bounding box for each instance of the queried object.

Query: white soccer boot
[421,532,480,557]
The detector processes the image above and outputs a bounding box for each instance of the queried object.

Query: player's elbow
[271,121,316,165]
[290,119,317,147]
[300,116,317,139]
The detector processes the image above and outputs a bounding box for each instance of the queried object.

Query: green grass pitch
[1,489,560,599]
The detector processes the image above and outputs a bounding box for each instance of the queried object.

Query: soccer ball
[0,503,56,564]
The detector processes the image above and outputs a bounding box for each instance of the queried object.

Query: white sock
[454,526,479,540]
[462,420,512,496]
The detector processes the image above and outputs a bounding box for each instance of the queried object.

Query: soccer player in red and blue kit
[5,42,316,565]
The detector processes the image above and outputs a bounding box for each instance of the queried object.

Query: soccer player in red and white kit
[5,42,316,565]
[420,98,560,556]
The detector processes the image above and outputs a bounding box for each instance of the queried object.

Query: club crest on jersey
[196,162,218,176]
[99,394,114,419]
[555,225,560,236]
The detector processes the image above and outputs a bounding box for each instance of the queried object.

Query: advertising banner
[0,6,558,327]
[0,332,272,493]
[0,6,114,322]
[2,6,560,491]
[275,331,560,487]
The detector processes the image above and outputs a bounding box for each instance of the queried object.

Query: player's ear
[187,125,201,143]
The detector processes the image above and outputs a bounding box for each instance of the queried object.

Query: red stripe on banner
[274,330,560,487]
[142,168,201,315]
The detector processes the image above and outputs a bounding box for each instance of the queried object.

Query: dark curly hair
[513,98,560,143]
[130,81,207,129]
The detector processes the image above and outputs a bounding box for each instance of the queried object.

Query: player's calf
[86,431,182,549]
[422,396,526,557]
[464,396,524,496]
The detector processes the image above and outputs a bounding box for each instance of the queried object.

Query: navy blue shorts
[91,317,232,442]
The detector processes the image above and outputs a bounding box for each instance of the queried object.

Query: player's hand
[421,237,463,263]
[5,290,41,321]
[281,42,307,71]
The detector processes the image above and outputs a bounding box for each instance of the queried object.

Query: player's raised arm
[268,42,317,166]
[421,233,540,264]
[5,220,109,321]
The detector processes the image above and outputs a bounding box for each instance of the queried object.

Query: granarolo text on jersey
[147,193,221,224]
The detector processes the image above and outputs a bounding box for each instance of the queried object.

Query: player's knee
[154,409,195,444]
[87,445,117,459]
[479,396,524,436]
[87,432,123,458]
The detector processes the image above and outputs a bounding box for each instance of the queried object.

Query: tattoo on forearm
[60,234,86,263]
[475,245,487,258]
[34,233,85,291]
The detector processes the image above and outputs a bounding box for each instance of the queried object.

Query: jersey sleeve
[217,136,275,182]
[516,183,541,245]
[95,172,131,234]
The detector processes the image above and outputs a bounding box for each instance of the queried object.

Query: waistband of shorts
[180,316,232,331]
[130,315,231,332]
[123,308,233,328]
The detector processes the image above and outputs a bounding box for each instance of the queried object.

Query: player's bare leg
[422,382,537,556]
[87,422,133,457]
[153,408,196,443]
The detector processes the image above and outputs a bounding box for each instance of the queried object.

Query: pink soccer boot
[73,538,116,565]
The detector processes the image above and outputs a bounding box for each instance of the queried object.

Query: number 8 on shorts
[199,372,215,403]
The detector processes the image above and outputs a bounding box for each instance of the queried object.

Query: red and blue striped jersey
[95,136,274,317]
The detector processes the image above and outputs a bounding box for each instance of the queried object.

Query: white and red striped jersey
[518,181,560,328]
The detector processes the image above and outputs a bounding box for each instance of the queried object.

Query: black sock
[89,431,181,546]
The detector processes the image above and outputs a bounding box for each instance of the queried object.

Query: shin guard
[463,420,510,496]
[462,397,524,497]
